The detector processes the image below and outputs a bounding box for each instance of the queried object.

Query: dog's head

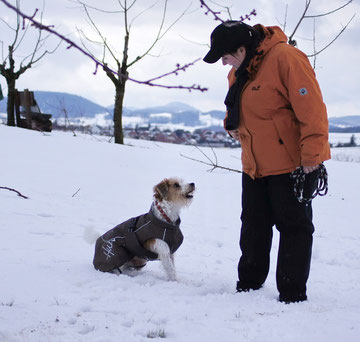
[153,178,195,207]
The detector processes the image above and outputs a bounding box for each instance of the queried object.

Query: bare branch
[72,0,124,14]
[128,0,161,28]
[72,188,81,197]
[132,58,207,92]
[143,58,200,83]
[281,4,289,32]
[288,0,311,46]
[199,0,224,22]
[80,3,119,64]
[305,0,353,18]
[208,0,234,20]
[307,13,355,58]
[312,18,317,69]
[0,186,29,199]
[180,144,242,173]
[0,16,16,31]
[178,34,209,47]
[128,1,192,68]
[199,0,256,23]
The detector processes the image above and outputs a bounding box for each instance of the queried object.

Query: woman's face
[222,47,246,69]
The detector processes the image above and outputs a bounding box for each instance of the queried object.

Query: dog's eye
[174,183,180,188]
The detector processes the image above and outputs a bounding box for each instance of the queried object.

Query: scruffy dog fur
[93,178,195,281]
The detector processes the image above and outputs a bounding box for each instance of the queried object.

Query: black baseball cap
[203,21,255,64]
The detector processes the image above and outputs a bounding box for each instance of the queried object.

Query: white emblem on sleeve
[299,88,308,96]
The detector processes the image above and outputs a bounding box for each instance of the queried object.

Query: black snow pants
[237,171,319,299]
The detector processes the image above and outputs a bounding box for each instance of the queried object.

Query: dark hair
[223,22,264,57]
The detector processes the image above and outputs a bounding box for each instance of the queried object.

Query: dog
[93,178,195,281]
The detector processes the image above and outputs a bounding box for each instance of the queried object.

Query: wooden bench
[14,89,52,132]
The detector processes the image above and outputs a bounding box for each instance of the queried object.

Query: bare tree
[76,0,205,144]
[0,0,59,126]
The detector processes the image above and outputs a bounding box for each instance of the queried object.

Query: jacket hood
[247,25,288,75]
[256,25,288,54]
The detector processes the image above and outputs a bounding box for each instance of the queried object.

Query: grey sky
[1,0,359,117]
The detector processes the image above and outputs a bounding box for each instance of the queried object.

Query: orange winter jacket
[226,25,330,179]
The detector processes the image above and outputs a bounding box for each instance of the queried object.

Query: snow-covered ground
[1,124,360,342]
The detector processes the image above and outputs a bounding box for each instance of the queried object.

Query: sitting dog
[93,178,195,281]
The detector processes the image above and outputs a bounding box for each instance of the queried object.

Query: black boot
[236,281,262,293]
[278,292,307,304]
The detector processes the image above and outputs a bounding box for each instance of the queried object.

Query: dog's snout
[189,183,195,188]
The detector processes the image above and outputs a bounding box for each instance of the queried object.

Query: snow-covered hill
[1,125,360,342]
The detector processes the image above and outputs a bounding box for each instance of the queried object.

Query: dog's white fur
[138,177,195,281]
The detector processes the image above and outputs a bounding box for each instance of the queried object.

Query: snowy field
[1,124,360,342]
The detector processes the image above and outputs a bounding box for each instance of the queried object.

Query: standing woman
[203,21,330,303]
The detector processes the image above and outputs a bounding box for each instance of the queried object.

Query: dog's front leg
[146,238,176,281]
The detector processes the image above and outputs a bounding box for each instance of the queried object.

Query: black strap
[290,163,328,203]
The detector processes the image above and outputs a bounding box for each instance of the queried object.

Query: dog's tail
[83,226,101,244]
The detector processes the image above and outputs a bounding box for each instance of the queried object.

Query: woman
[203,21,330,303]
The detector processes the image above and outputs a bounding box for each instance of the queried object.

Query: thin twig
[288,0,311,46]
[72,188,81,197]
[143,59,201,83]
[0,186,29,199]
[304,0,353,18]
[199,0,256,22]
[199,0,223,22]
[180,144,242,173]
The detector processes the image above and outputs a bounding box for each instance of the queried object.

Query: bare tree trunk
[1,1,60,128]
[113,81,126,144]
[6,78,16,126]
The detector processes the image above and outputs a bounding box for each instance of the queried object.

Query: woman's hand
[303,165,320,174]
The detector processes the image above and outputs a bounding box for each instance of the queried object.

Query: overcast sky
[1,0,359,117]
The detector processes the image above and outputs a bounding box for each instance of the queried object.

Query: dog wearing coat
[93,178,195,281]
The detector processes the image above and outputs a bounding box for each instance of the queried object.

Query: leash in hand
[290,163,328,203]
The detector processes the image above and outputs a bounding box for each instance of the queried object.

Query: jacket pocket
[272,109,301,166]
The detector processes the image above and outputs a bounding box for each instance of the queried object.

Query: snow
[149,113,172,119]
[329,132,360,145]
[54,113,113,128]
[1,124,360,342]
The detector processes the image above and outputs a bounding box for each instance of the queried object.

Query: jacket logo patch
[299,88,308,96]
[252,85,261,91]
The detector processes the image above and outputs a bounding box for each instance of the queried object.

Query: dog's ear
[153,179,169,201]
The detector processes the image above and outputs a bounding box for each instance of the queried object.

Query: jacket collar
[149,205,181,229]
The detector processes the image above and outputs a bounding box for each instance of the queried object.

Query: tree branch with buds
[199,0,256,23]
